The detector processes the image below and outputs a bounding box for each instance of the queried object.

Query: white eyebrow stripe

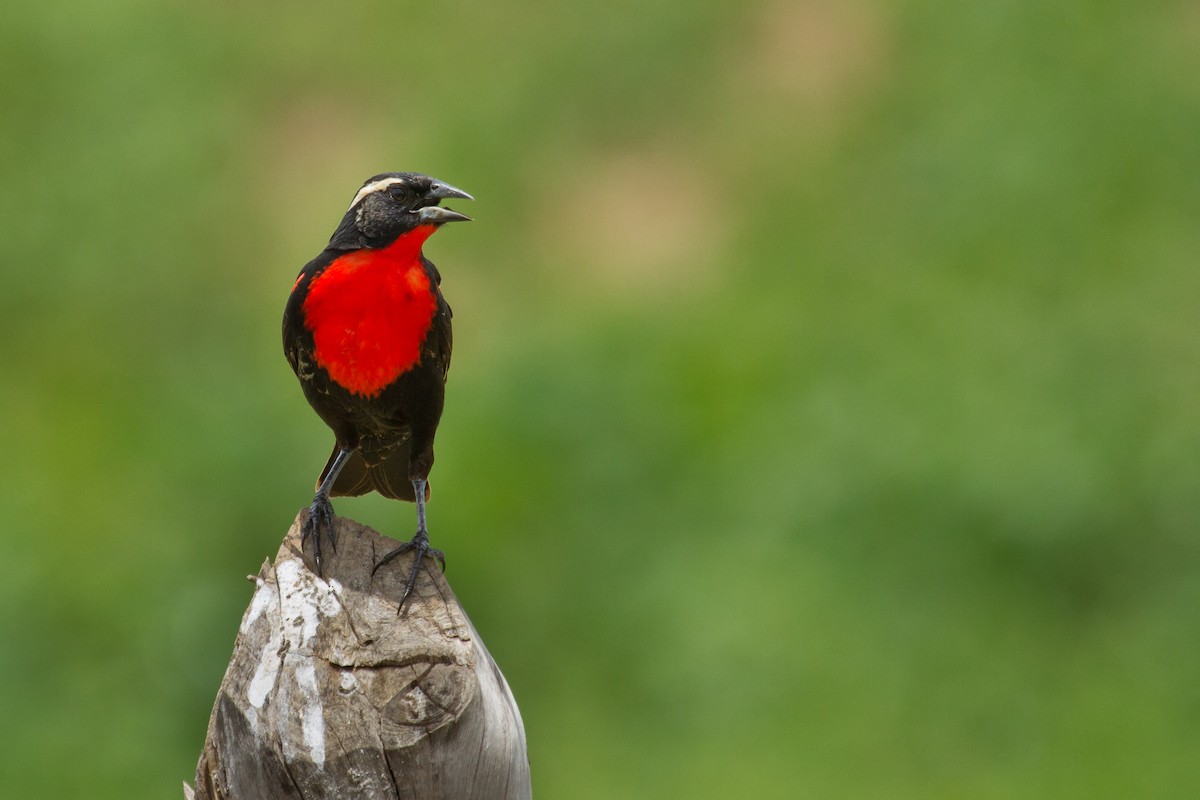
[346,177,406,211]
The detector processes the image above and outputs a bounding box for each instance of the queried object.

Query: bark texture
[189,513,531,800]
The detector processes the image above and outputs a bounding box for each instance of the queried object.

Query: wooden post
[187,514,531,800]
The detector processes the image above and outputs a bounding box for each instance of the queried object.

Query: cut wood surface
[188,513,531,800]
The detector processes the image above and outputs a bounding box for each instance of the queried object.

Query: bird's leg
[372,477,446,611]
[301,446,353,577]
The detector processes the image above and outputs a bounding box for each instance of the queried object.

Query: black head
[329,172,473,250]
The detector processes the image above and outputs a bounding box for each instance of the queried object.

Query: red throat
[301,225,440,397]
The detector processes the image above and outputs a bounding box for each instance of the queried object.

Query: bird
[282,172,472,606]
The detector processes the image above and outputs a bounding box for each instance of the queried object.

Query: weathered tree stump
[187,513,531,799]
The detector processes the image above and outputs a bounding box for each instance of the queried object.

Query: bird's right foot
[372,529,444,612]
[301,495,337,577]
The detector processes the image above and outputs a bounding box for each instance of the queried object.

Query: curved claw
[301,496,337,577]
[373,532,445,612]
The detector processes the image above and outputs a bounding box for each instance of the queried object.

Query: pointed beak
[418,206,473,224]
[419,179,473,224]
[426,181,474,202]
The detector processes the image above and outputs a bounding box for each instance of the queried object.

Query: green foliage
[2,0,1198,796]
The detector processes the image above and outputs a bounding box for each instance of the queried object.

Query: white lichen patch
[246,622,284,736]
[267,558,345,771]
[338,669,360,695]
[241,577,274,634]
[242,577,282,735]
[295,662,326,769]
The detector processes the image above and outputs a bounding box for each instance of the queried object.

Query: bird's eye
[388,185,412,204]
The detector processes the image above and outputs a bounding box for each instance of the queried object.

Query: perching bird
[282,172,472,605]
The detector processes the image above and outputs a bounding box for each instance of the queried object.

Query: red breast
[301,225,439,397]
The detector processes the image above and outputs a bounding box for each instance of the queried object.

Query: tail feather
[316,444,428,502]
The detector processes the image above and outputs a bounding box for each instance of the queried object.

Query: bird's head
[330,172,473,249]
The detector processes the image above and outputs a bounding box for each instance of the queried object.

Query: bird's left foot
[372,530,445,611]
[301,495,337,577]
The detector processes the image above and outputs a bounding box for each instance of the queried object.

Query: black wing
[422,255,453,382]
[282,249,339,393]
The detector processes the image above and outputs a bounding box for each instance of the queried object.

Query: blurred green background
[3,0,1199,797]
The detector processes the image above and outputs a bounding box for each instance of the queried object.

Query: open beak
[418,206,472,224]
[419,180,474,224]
[427,181,474,202]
